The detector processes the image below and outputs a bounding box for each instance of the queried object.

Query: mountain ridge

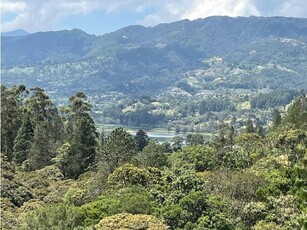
[1,29,29,37]
[2,16,307,128]
[2,16,307,67]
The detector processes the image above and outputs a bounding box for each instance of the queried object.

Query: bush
[94,213,169,230]
[19,204,85,230]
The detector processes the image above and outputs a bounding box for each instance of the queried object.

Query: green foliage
[186,133,205,146]
[108,163,151,187]
[171,136,184,152]
[170,145,216,171]
[242,202,268,227]
[1,197,19,229]
[1,177,33,207]
[2,85,307,230]
[162,191,234,230]
[102,127,137,172]
[120,108,166,127]
[116,186,157,215]
[272,109,282,130]
[256,169,291,199]
[57,92,97,178]
[251,90,298,109]
[1,85,26,161]
[198,98,235,114]
[213,124,235,149]
[94,213,169,230]
[135,129,150,151]
[201,170,265,202]
[64,188,87,206]
[81,196,121,225]
[82,186,157,226]
[253,220,281,230]
[283,95,307,129]
[19,204,86,230]
[245,118,255,133]
[234,133,264,167]
[13,114,34,165]
[22,87,63,170]
[277,129,307,164]
[136,140,168,168]
[264,195,302,229]
[61,116,97,178]
[27,122,55,170]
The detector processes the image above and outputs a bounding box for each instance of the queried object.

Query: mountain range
[1,29,29,37]
[2,16,307,128]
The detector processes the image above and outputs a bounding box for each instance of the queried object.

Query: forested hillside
[2,16,307,131]
[1,85,307,229]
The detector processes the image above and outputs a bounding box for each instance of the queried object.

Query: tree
[25,88,63,170]
[170,145,217,171]
[186,133,204,146]
[13,114,34,165]
[245,118,255,133]
[283,95,307,129]
[172,136,184,152]
[137,140,168,168]
[161,142,172,153]
[277,129,307,164]
[213,124,235,149]
[58,92,97,178]
[102,127,137,172]
[60,116,97,178]
[135,129,149,151]
[27,121,55,170]
[272,109,282,130]
[19,204,85,230]
[60,91,92,140]
[234,133,263,167]
[108,163,151,187]
[1,85,27,161]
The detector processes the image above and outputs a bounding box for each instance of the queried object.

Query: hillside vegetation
[2,16,307,131]
[1,85,307,229]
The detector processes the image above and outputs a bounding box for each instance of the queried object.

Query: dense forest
[1,84,307,229]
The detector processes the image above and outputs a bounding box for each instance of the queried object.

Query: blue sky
[54,7,156,35]
[1,0,307,35]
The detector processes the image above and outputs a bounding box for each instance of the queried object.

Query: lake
[96,123,211,143]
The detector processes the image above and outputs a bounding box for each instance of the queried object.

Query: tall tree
[1,85,27,161]
[25,88,62,170]
[283,95,307,129]
[27,121,54,170]
[13,114,34,165]
[135,129,149,151]
[272,109,282,130]
[58,92,97,178]
[102,127,137,172]
[59,116,97,178]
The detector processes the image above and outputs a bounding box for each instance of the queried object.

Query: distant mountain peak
[1,29,29,37]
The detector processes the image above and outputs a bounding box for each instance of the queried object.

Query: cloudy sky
[1,0,307,34]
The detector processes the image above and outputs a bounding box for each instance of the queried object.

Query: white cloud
[0,0,26,14]
[139,0,307,26]
[181,0,260,20]
[279,0,307,17]
[1,0,307,33]
[1,0,154,32]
